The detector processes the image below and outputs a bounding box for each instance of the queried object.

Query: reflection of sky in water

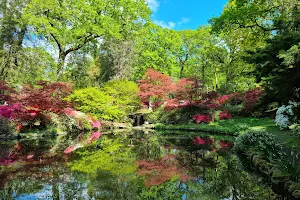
[13,185,53,200]
[13,183,92,200]
[0,132,283,199]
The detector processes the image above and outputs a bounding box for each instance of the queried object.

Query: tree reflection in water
[0,131,281,199]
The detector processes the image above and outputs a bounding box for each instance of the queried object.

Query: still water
[0,130,286,200]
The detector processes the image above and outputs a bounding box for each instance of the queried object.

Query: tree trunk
[148,97,153,111]
[179,63,184,78]
[201,65,205,82]
[56,52,66,81]
[214,67,219,90]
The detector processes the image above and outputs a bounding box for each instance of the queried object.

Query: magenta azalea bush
[192,114,211,124]
[0,81,101,133]
[219,111,233,120]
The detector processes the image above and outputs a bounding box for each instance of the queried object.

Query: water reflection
[0,131,284,199]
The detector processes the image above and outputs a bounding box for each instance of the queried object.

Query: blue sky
[146,0,228,30]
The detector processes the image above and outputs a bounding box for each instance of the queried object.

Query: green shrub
[0,117,12,135]
[234,131,281,160]
[145,105,208,124]
[222,104,243,116]
[66,80,140,122]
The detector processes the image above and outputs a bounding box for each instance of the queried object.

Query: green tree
[211,0,300,101]
[96,39,137,82]
[66,80,140,121]
[23,0,150,80]
[132,23,181,80]
[0,0,30,81]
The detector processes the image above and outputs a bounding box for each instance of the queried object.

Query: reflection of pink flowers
[92,120,101,129]
[220,140,233,148]
[90,132,101,140]
[26,154,34,159]
[86,132,101,144]
[192,114,211,124]
[193,136,214,145]
[64,145,77,154]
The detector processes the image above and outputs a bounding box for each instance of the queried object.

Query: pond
[0,130,288,200]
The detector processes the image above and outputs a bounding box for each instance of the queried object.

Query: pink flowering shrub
[92,120,101,129]
[0,81,102,133]
[165,99,191,110]
[192,114,211,124]
[217,94,233,104]
[243,87,264,113]
[206,103,220,109]
[219,140,233,148]
[219,111,232,120]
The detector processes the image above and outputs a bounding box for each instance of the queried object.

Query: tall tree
[0,0,29,80]
[132,23,181,80]
[96,39,136,83]
[211,0,300,101]
[23,0,150,80]
[176,28,211,78]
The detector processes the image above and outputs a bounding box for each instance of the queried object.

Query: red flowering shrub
[243,87,264,113]
[138,69,175,107]
[165,99,191,110]
[192,136,214,145]
[138,69,197,110]
[206,103,220,109]
[192,114,211,124]
[217,94,233,104]
[219,111,232,120]
[0,81,99,133]
[219,140,233,148]
[11,81,73,114]
[224,92,245,105]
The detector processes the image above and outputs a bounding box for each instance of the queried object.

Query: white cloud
[146,0,159,12]
[154,20,176,29]
[178,18,190,25]
[154,17,190,29]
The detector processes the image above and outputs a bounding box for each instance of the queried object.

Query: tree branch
[64,34,100,55]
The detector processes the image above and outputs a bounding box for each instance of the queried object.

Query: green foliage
[222,104,243,116]
[8,48,58,85]
[250,32,300,104]
[66,80,139,122]
[137,177,185,200]
[0,117,12,136]
[155,117,292,137]
[234,131,281,160]
[132,23,181,80]
[47,112,92,133]
[23,0,151,79]
[146,105,208,124]
[69,137,137,176]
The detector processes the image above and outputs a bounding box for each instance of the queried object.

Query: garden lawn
[155,117,300,148]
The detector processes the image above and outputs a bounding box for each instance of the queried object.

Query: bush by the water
[234,131,281,160]
[145,105,210,124]
[66,80,140,122]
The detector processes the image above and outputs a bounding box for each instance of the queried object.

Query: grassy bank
[155,117,300,148]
